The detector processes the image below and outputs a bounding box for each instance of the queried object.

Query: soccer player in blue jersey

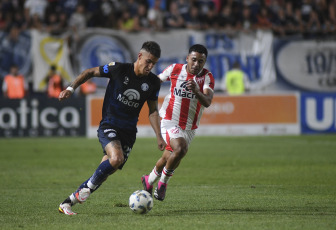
[58,41,166,215]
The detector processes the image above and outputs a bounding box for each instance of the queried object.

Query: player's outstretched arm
[58,67,100,101]
[147,100,166,151]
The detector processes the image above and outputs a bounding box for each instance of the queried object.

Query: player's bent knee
[174,145,188,158]
[109,156,124,168]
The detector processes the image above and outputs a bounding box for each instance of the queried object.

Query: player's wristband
[66,86,74,93]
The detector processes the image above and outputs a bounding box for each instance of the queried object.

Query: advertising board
[301,93,336,133]
[87,94,300,137]
[0,96,86,137]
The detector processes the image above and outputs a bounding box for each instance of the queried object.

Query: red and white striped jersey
[159,63,215,130]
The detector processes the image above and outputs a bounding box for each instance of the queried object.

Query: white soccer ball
[129,190,153,214]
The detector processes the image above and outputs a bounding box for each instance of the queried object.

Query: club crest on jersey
[141,83,149,91]
[170,126,180,134]
[195,76,205,84]
[117,89,140,108]
[173,81,196,99]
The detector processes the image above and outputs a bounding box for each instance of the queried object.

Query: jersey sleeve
[147,75,161,101]
[99,61,118,78]
[158,64,175,82]
[203,71,215,91]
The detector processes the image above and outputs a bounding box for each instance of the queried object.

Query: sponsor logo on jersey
[124,76,129,85]
[180,81,188,89]
[103,64,109,73]
[108,62,116,66]
[141,83,149,91]
[173,81,196,99]
[104,128,117,139]
[104,128,115,133]
[117,89,140,108]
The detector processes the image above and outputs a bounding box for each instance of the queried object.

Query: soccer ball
[129,190,153,214]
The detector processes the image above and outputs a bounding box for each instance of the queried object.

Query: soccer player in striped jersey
[58,41,166,215]
[142,44,215,201]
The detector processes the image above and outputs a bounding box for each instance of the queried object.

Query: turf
[0,135,335,230]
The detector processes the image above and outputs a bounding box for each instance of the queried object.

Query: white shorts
[161,120,196,152]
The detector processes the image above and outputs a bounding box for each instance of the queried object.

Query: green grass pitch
[0,135,335,230]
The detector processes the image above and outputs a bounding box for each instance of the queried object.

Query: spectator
[24,0,48,30]
[134,4,150,31]
[68,4,86,40]
[24,0,47,24]
[304,9,322,37]
[218,5,235,30]
[148,0,165,31]
[88,0,117,28]
[43,65,64,98]
[221,61,250,95]
[57,0,79,18]
[2,64,27,99]
[123,0,139,17]
[284,1,303,35]
[246,0,261,20]
[176,0,191,20]
[80,79,97,96]
[28,13,44,31]
[255,6,273,30]
[325,0,336,35]
[235,6,256,32]
[45,12,65,35]
[329,0,336,25]
[164,1,185,28]
[272,8,289,36]
[118,9,136,32]
[185,5,202,30]
[201,5,219,30]
[300,0,313,23]
[196,0,216,16]
[0,11,7,30]
[58,12,69,32]
[12,10,28,30]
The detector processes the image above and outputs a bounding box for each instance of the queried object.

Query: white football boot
[59,203,77,215]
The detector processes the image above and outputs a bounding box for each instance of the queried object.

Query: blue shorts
[97,124,136,169]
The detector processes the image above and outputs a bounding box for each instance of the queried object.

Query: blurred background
[0,0,335,137]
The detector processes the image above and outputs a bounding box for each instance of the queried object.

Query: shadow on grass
[149,207,336,217]
[84,206,336,217]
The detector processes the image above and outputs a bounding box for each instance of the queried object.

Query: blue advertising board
[301,93,336,133]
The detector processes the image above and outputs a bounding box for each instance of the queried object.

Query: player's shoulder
[112,62,132,69]
[162,63,181,71]
[201,68,214,77]
[104,62,132,69]
[147,72,161,84]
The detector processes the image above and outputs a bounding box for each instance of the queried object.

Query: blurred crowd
[1,0,336,99]
[0,0,335,38]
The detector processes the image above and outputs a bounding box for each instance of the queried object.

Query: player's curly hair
[189,44,208,57]
[141,41,161,58]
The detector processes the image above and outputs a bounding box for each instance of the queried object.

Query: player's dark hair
[189,44,208,57]
[141,41,161,58]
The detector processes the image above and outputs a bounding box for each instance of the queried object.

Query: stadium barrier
[86,93,301,137]
[2,92,336,137]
